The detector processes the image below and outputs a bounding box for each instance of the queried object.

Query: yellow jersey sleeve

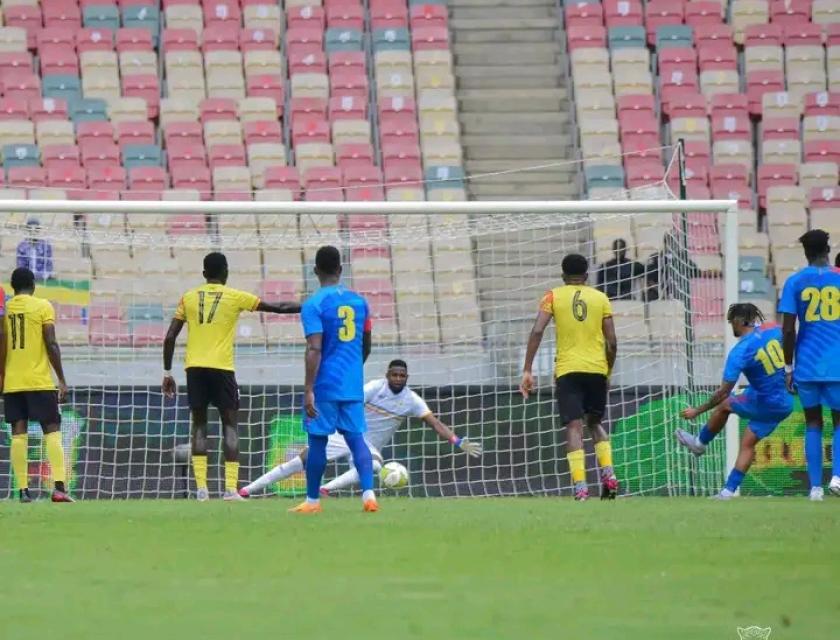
[235,289,260,312]
[174,296,186,321]
[539,290,554,314]
[41,300,56,325]
[602,295,613,319]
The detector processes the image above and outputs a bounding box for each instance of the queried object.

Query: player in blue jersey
[290,245,377,514]
[674,304,794,499]
[780,229,840,501]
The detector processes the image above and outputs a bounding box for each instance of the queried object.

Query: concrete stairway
[450,0,578,200]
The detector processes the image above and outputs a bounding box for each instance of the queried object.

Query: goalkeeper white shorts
[326,433,382,463]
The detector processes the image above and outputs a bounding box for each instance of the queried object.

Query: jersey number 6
[338,305,356,342]
[572,291,588,322]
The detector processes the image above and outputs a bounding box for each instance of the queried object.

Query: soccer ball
[379,461,409,489]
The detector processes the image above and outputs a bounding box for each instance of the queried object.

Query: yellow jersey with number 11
[4,294,57,392]
[174,283,260,371]
[539,285,613,378]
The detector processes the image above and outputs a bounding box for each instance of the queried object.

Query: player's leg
[825,383,840,496]
[557,375,588,500]
[290,401,339,512]
[675,396,735,456]
[186,369,210,500]
[36,391,72,502]
[6,393,31,502]
[798,382,825,498]
[339,402,377,511]
[715,426,762,499]
[214,371,242,500]
[583,374,616,499]
[240,447,309,497]
[321,445,383,494]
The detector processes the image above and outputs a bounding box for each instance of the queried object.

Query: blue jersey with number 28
[778,265,840,382]
[723,323,791,410]
[301,284,370,402]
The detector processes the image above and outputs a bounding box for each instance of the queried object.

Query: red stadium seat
[90,320,131,347]
[39,27,76,50]
[0,52,34,81]
[645,0,685,45]
[81,141,121,171]
[625,161,666,188]
[40,45,79,76]
[202,23,239,52]
[130,166,168,192]
[329,95,366,121]
[290,97,328,125]
[658,48,697,78]
[88,165,127,192]
[616,94,657,120]
[809,186,840,209]
[42,144,81,170]
[566,25,607,50]
[304,166,343,201]
[116,28,154,52]
[379,114,419,146]
[565,2,604,28]
[246,74,285,106]
[292,117,330,147]
[667,91,707,119]
[8,167,46,188]
[3,73,41,102]
[287,5,326,30]
[709,164,749,192]
[411,26,449,50]
[200,98,238,123]
[769,0,810,27]
[761,117,800,141]
[783,23,822,46]
[827,24,840,48]
[76,28,114,52]
[697,43,737,71]
[711,113,751,142]
[685,1,722,27]
[336,144,374,169]
[329,51,366,75]
[240,27,276,51]
[30,98,69,122]
[343,163,381,187]
[622,137,664,162]
[329,71,368,99]
[286,27,325,57]
[694,23,733,49]
[289,50,327,75]
[0,97,29,121]
[132,324,167,347]
[203,0,241,29]
[744,23,783,46]
[260,279,299,300]
[746,70,785,115]
[709,93,749,120]
[208,144,247,169]
[168,141,207,170]
[243,120,283,144]
[353,278,393,316]
[713,184,754,209]
[604,0,643,27]
[370,0,408,29]
[47,166,86,192]
[382,142,422,173]
[122,74,160,118]
[757,163,798,208]
[89,302,122,321]
[660,71,701,115]
[804,92,840,118]
[804,140,840,165]
[5,6,42,48]
[683,140,711,169]
[264,166,302,196]
[384,163,423,187]
[162,28,200,52]
[43,0,81,29]
[379,95,416,119]
[619,111,659,143]
[122,190,162,201]
[164,121,203,148]
[78,121,116,148]
[328,3,364,30]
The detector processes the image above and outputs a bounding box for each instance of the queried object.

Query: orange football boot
[289,501,322,514]
[362,499,379,513]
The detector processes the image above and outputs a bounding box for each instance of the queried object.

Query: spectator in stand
[645,231,700,302]
[16,219,54,281]
[597,238,645,300]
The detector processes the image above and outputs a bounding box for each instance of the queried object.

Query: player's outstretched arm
[681,381,736,420]
[43,324,67,402]
[256,301,302,314]
[422,414,482,458]
[162,318,185,398]
[781,313,797,394]
[520,309,552,399]
[304,333,322,418]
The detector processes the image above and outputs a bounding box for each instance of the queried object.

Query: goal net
[0,195,738,499]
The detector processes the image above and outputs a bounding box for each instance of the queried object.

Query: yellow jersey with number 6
[539,285,613,378]
[4,294,56,392]
[174,283,260,371]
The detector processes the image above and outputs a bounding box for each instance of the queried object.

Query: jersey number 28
[801,286,840,322]
[754,339,785,375]
[338,305,356,342]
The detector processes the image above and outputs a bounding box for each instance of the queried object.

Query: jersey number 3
[338,305,356,342]
[801,286,840,322]
[755,339,785,375]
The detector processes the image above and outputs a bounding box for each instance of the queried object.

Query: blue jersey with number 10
[778,265,840,382]
[723,323,792,410]
[301,284,371,401]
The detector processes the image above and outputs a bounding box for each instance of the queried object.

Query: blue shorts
[304,400,366,436]
[729,389,793,440]
[796,381,840,411]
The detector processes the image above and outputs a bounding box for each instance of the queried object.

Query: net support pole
[723,202,740,477]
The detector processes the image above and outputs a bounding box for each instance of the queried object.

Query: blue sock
[833,428,840,478]
[342,431,374,492]
[698,424,716,445]
[305,434,328,501]
[725,468,746,493]
[805,428,823,489]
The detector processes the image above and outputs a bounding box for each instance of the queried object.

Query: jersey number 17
[198,291,223,324]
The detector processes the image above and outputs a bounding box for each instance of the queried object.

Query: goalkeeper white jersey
[363,378,432,449]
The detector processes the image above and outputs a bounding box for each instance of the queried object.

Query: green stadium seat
[122,144,162,169]
[127,303,165,322]
[122,5,160,43]
[739,255,766,273]
[3,144,40,169]
[585,165,625,191]
[373,28,410,52]
[43,75,82,103]
[83,5,120,30]
[608,26,646,49]
[656,25,693,49]
[424,165,465,190]
[70,97,109,123]
[325,28,363,53]
[739,274,772,296]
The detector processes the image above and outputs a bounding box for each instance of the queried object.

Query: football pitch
[1,498,837,640]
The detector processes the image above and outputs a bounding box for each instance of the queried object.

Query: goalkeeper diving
[240,359,482,497]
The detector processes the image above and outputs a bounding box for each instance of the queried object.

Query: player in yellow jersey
[0,268,72,503]
[162,252,301,501]
[520,254,618,501]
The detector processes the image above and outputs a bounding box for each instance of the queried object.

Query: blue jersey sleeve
[722,343,745,383]
[301,299,323,337]
[778,273,798,315]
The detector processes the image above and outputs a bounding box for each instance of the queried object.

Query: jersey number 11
[9,313,25,350]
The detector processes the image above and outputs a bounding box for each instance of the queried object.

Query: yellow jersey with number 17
[4,294,57,392]
[539,285,613,378]
[174,283,260,371]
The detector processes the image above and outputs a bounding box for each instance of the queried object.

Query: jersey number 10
[338,305,356,342]
[8,313,25,350]
[754,339,785,375]
[801,286,840,322]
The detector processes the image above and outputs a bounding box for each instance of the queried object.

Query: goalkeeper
[240,359,482,497]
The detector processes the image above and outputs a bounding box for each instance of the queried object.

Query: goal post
[0,197,740,498]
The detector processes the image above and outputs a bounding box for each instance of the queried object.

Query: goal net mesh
[0,197,733,498]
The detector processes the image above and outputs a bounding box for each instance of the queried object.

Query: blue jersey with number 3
[723,323,791,409]
[778,266,840,382]
[301,284,370,401]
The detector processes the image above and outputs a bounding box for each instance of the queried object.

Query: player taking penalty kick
[0,267,72,502]
[291,245,376,513]
[780,230,840,500]
[239,359,482,497]
[520,254,618,501]
[162,252,301,501]
[675,304,793,499]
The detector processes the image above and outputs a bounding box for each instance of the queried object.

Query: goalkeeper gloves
[450,436,482,458]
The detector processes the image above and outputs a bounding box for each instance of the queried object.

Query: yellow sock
[595,441,613,469]
[225,461,239,493]
[11,434,28,490]
[44,432,65,486]
[567,449,585,484]
[193,455,208,490]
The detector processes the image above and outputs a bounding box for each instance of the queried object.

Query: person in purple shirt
[16,219,53,281]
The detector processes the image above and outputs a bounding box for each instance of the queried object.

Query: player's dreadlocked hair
[726,303,765,327]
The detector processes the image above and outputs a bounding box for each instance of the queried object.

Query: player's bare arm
[520,309,552,399]
[603,315,618,374]
[43,323,68,402]
[162,317,185,398]
[304,332,323,418]
[681,380,736,420]
[256,301,302,314]
[781,312,797,394]
[0,317,6,390]
[422,413,482,458]
[362,328,372,363]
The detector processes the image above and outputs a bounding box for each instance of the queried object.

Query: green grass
[1,498,838,640]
